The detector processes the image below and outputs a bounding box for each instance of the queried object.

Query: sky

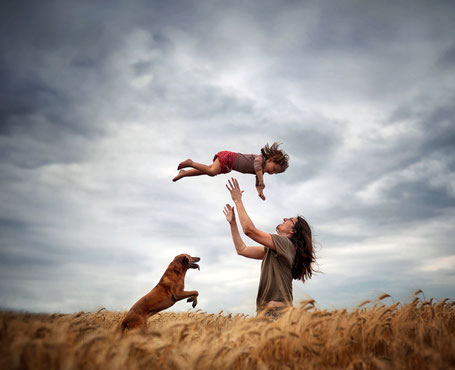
[1,0,454,316]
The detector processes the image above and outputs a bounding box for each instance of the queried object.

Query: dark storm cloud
[0,1,122,170]
[262,1,455,108]
[417,107,455,155]
[301,84,455,228]
[437,44,455,70]
[1,0,454,313]
[142,80,257,123]
[0,0,262,158]
[279,121,344,182]
[389,98,455,151]
[351,99,455,225]
[0,1,174,140]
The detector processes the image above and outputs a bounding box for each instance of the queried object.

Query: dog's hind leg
[122,314,148,332]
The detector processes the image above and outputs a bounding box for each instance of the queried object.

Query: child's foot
[172,170,186,182]
[177,159,193,170]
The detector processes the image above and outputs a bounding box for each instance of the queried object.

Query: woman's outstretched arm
[225,178,276,251]
[223,204,265,259]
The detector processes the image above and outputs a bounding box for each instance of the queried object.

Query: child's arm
[255,173,266,200]
[254,155,266,200]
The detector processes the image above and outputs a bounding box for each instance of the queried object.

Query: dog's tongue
[191,263,200,270]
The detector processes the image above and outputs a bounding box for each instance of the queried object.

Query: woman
[223,178,317,315]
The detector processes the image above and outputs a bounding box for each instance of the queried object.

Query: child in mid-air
[172,142,289,200]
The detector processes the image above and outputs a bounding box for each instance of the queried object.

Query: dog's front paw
[187,295,198,308]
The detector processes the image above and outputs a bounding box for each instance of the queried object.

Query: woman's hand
[226,178,244,202]
[223,204,236,224]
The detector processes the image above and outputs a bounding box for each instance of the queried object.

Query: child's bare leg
[178,159,222,175]
[173,169,204,182]
[173,159,222,182]
[177,159,193,170]
[189,159,222,176]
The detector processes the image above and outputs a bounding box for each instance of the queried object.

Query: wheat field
[1,292,454,370]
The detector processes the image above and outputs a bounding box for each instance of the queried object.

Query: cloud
[0,0,454,314]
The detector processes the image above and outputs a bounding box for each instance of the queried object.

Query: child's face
[264,160,282,174]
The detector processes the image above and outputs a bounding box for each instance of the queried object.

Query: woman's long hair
[290,216,317,282]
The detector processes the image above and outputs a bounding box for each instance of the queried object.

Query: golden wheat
[1,294,454,369]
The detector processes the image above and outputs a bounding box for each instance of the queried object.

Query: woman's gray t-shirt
[256,234,296,312]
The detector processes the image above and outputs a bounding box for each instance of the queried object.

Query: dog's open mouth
[190,257,200,270]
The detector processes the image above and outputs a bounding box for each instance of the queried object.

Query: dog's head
[176,254,200,271]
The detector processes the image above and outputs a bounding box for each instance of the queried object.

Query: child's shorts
[213,151,237,174]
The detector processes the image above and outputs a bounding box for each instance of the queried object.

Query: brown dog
[121,254,200,331]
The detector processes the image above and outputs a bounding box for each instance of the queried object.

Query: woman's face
[276,217,297,237]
